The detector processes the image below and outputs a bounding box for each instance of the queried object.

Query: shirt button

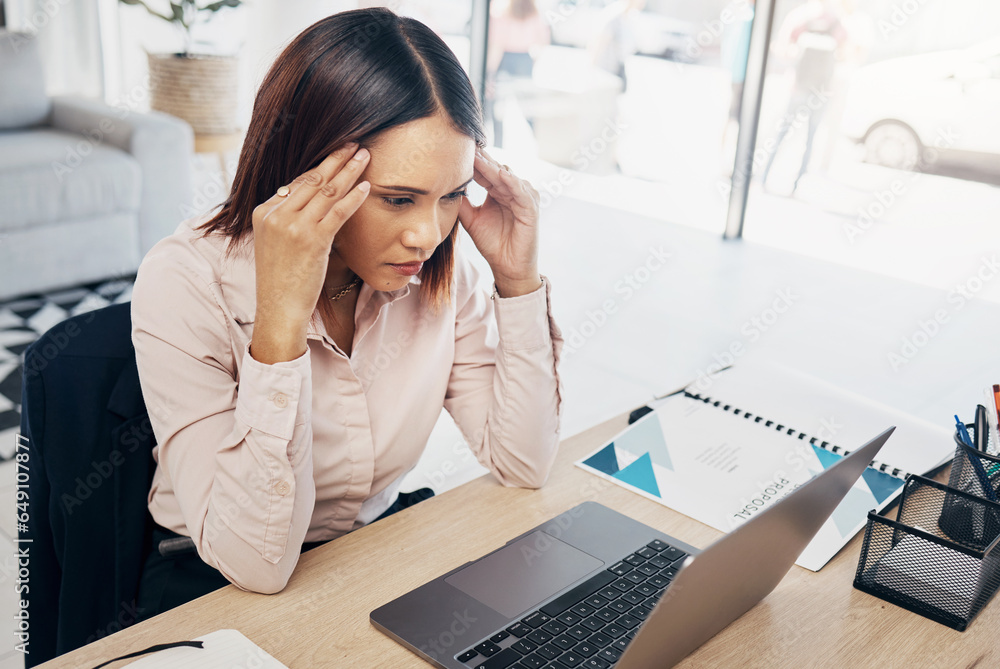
[272,392,288,408]
[274,480,291,496]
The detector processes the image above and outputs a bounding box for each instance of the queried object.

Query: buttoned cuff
[493,276,554,351]
[234,342,312,441]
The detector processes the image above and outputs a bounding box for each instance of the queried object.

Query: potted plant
[120,0,244,135]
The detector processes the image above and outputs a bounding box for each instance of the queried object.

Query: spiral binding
[683,391,905,479]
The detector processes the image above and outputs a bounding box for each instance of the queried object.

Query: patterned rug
[0,278,135,460]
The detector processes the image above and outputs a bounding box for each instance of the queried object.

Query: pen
[975,405,988,452]
[985,385,1000,456]
[993,383,1000,451]
[956,415,974,447]
[973,405,1000,476]
[956,415,999,502]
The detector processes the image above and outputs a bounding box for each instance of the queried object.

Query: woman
[485,0,550,145]
[131,7,562,615]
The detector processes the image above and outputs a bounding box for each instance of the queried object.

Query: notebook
[576,361,953,570]
[371,428,893,669]
[121,629,287,668]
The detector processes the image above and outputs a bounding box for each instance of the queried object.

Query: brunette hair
[198,7,486,307]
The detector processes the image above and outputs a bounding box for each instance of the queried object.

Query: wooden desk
[39,413,998,668]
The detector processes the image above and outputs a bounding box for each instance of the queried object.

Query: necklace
[326,276,362,301]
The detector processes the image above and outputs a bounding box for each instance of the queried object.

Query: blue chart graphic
[811,444,842,470]
[811,443,903,506]
[807,465,867,537]
[613,452,661,498]
[809,443,903,536]
[620,415,674,472]
[582,443,620,476]
[832,485,877,536]
[862,468,904,504]
[581,415,672,499]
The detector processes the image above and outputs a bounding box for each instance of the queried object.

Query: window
[481,0,754,234]
[743,0,1000,298]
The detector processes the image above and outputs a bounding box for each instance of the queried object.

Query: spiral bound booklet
[576,361,954,571]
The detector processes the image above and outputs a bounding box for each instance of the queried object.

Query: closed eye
[444,189,468,202]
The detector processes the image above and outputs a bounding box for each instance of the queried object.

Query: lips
[388,261,424,276]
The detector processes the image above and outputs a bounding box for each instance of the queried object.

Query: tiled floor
[0,281,136,457]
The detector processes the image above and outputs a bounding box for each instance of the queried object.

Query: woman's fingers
[301,147,371,224]
[257,143,372,241]
[510,175,541,216]
[474,165,539,224]
[474,164,517,205]
[472,159,497,194]
[319,181,372,240]
[458,194,478,230]
[472,165,492,190]
[318,180,371,236]
[474,150,538,212]
[489,160,533,200]
[271,143,362,210]
[474,151,510,194]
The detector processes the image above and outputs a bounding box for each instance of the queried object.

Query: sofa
[0,29,194,301]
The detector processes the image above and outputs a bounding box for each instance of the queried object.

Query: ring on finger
[276,185,291,197]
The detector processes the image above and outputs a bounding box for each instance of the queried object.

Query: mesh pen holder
[956,422,996,454]
[940,426,1000,545]
[948,425,1000,499]
[854,475,1000,631]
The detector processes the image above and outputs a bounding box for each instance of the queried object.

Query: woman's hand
[459,149,543,298]
[250,144,371,364]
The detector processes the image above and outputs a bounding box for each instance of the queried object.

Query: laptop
[371,426,895,669]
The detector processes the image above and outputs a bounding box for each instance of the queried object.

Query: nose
[400,210,446,256]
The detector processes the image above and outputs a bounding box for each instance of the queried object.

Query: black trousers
[135,488,434,622]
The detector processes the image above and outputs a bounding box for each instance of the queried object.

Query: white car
[546,0,697,62]
[840,39,1000,173]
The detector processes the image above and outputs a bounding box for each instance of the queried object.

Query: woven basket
[147,52,239,135]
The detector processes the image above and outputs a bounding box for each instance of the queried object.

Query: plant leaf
[118,0,175,23]
[169,2,186,23]
[198,0,242,12]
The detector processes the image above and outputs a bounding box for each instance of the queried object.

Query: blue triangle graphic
[613,452,661,498]
[862,467,903,505]
[583,443,620,476]
[812,444,843,470]
[619,414,674,472]
[831,484,875,537]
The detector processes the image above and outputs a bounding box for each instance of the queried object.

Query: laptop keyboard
[455,539,688,669]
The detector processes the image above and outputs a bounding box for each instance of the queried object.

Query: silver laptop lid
[617,426,895,668]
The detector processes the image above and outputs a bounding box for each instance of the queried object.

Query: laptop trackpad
[445,531,603,618]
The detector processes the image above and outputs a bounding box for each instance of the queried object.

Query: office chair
[18,302,157,667]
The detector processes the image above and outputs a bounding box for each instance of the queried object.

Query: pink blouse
[131,215,563,593]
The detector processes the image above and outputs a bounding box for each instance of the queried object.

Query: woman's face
[330,112,476,292]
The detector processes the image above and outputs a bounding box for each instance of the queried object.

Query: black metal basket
[947,424,999,497]
[854,475,1000,631]
[940,435,1000,546]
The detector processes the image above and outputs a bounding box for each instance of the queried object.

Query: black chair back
[19,302,156,667]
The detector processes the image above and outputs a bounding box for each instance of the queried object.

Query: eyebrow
[373,177,474,196]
